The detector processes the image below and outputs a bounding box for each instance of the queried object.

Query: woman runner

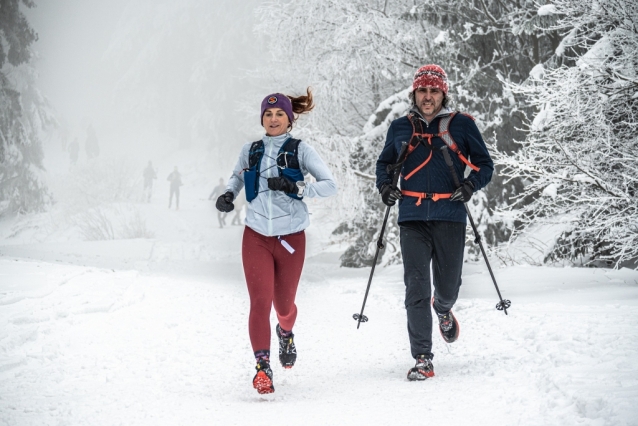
[215,88,337,394]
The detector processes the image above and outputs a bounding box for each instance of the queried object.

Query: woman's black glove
[267,176,296,193]
[380,183,402,206]
[450,180,475,202]
[216,191,235,212]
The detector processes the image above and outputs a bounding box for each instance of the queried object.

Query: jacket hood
[409,106,452,124]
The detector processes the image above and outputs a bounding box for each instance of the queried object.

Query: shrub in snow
[77,207,116,241]
[77,205,154,241]
[50,157,154,241]
[62,157,143,207]
[120,208,154,239]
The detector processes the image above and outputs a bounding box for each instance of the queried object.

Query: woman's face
[262,108,290,137]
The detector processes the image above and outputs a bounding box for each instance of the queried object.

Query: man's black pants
[400,220,466,359]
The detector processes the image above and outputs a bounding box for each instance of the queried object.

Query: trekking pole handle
[387,142,409,185]
[440,146,461,188]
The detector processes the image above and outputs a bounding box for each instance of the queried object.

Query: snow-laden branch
[496,0,638,267]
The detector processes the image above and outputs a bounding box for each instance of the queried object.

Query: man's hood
[409,106,452,124]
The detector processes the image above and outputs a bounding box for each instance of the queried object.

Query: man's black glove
[450,180,475,203]
[216,191,235,212]
[380,183,402,206]
[267,176,296,193]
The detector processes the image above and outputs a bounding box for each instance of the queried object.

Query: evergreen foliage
[0,0,50,214]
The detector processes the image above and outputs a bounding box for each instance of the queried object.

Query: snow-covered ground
[1,170,638,426]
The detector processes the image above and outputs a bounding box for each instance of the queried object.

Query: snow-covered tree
[257,0,561,266]
[0,0,51,214]
[497,0,638,267]
[332,89,411,266]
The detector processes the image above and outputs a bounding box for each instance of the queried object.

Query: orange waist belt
[401,190,452,206]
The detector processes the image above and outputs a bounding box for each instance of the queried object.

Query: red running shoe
[432,297,460,343]
[436,310,460,343]
[407,355,435,381]
[253,360,275,394]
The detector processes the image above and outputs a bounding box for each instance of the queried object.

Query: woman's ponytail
[288,87,314,116]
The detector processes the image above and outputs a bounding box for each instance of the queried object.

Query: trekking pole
[440,146,511,315]
[354,142,409,328]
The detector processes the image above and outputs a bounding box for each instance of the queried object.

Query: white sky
[26,0,129,131]
[25,0,267,174]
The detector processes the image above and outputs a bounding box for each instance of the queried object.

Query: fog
[27,0,268,179]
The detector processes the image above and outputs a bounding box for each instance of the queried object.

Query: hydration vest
[403,111,480,179]
[400,112,480,206]
[243,137,304,202]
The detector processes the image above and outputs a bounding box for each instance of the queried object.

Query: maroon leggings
[242,226,306,352]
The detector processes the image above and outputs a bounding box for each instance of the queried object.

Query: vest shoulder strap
[277,138,302,169]
[438,112,480,172]
[248,140,265,168]
[437,112,457,149]
[406,113,425,154]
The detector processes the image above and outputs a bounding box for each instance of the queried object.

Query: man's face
[414,87,444,121]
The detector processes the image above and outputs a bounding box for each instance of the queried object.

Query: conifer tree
[0,0,50,214]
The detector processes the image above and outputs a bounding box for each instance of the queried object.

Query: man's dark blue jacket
[376,108,494,224]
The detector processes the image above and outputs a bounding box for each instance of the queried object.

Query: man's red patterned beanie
[412,64,449,94]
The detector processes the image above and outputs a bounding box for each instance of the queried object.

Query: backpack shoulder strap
[406,113,426,154]
[438,112,480,172]
[248,140,264,168]
[277,138,301,169]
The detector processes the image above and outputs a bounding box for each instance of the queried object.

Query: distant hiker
[143,161,157,202]
[215,89,337,394]
[208,178,228,228]
[68,138,79,165]
[167,166,182,210]
[85,124,100,159]
[375,65,494,381]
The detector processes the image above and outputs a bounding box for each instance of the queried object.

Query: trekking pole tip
[495,299,511,314]
[353,313,368,327]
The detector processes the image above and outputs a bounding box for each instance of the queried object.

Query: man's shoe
[436,310,460,343]
[407,355,435,381]
[252,359,274,394]
[276,324,297,369]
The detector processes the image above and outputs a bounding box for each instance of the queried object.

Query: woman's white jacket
[226,133,337,237]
